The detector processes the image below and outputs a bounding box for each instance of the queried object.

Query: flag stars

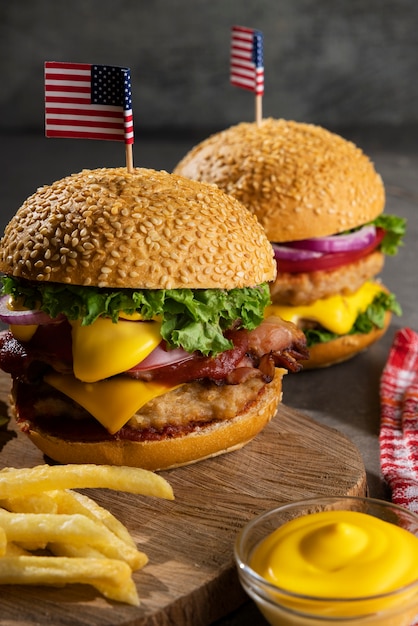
[91,65,132,110]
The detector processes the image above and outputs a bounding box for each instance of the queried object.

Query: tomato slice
[276,229,385,274]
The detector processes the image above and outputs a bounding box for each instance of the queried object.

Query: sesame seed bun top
[174,118,386,242]
[0,167,276,290]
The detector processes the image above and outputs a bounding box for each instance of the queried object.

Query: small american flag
[44,62,134,144]
[230,26,264,96]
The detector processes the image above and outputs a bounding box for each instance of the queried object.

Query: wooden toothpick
[255,94,263,126]
[125,143,134,173]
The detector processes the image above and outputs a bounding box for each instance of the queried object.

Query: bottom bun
[18,370,285,471]
[302,311,392,370]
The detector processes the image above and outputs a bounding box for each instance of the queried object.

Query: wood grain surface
[0,371,366,626]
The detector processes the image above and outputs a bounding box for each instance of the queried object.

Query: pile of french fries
[0,464,174,606]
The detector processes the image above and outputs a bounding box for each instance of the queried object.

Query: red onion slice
[0,295,63,325]
[286,225,377,253]
[272,245,323,262]
[128,342,195,372]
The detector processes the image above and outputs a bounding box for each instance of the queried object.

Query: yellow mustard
[250,510,418,619]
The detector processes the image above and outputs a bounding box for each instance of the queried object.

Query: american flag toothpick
[230,25,264,124]
[44,62,134,171]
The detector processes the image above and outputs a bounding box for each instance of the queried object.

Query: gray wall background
[1,0,417,134]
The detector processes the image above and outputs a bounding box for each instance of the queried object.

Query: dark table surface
[0,126,417,625]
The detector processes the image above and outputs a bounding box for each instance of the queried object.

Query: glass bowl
[234,496,418,626]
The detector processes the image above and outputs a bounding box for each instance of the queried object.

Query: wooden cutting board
[0,370,366,626]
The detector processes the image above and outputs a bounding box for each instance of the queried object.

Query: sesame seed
[173,117,385,242]
[0,166,276,289]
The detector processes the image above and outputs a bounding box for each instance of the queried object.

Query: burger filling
[13,376,277,442]
[269,214,405,347]
[0,279,308,440]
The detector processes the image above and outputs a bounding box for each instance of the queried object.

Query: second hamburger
[174,118,406,368]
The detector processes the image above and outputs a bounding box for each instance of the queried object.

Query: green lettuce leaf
[0,277,271,356]
[304,291,402,348]
[371,214,406,255]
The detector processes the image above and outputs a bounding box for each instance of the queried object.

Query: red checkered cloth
[380,327,418,513]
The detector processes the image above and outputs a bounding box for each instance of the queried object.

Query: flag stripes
[230,25,264,95]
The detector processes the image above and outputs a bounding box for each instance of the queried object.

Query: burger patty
[14,373,284,442]
[270,251,384,306]
[127,376,279,430]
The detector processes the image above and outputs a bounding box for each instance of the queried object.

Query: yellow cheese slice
[44,371,179,434]
[10,323,38,342]
[265,282,384,335]
[70,317,162,383]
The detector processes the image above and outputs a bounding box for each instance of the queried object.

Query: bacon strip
[125,316,308,383]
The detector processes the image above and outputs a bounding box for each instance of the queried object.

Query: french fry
[0,526,6,556]
[0,556,140,606]
[4,542,30,556]
[48,540,148,573]
[0,464,174,500]
[0,462,174,605]
[50,489,137,549]
[0,510,147,570]
[49,542,112,559]
[1,490,140,553]
[1,495,58,551]
[1,494,58,550]
[0,493,58,514]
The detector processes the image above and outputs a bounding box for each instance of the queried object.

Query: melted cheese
[44,372,179,434]
[9,312,179,433]
[70,317,162,383]
[266,282,383,335]
[10,324,38,342]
